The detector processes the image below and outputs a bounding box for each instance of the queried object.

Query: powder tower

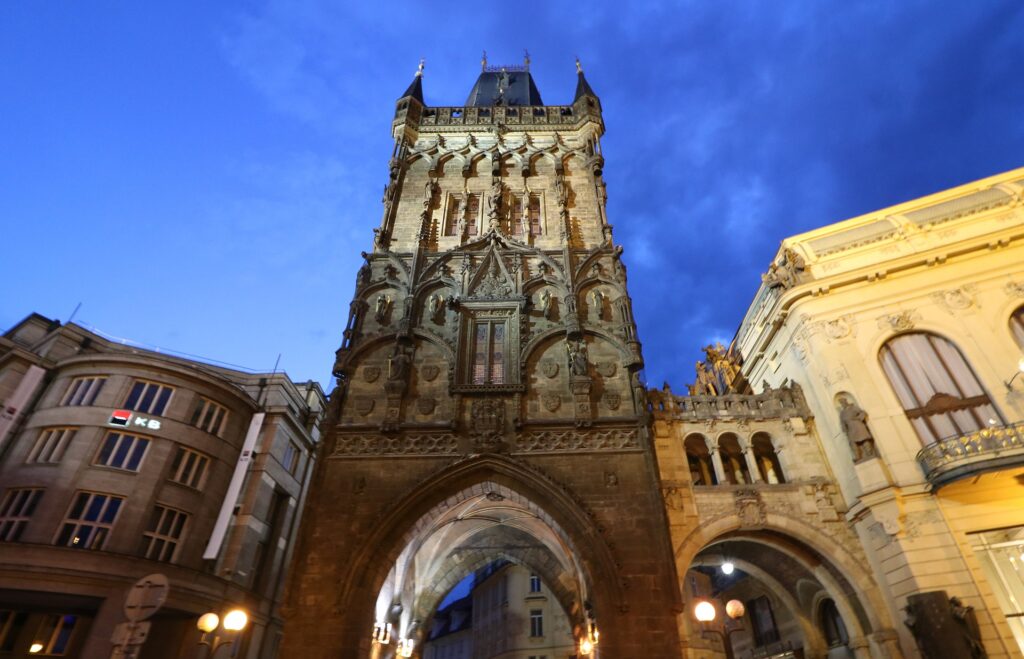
[282,56,683,658]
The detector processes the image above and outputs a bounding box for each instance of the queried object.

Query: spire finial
[523,49,531,70]
[575,56,583,74]
[416,58,425,77]
[481,50,488,71]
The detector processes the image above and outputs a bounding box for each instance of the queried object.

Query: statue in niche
[455,195,468,239]
[839,397,876,461]
[589,289,605,321]
[555,175,568,207]
[539,290,555,320]
[486,178,503,230]
[387,344,411,382]
[374,294,391,324]
[427,294,445,323]
[566,339,589,377]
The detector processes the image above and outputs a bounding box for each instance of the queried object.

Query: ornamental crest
[417,397,436,415]
[602,392,621,411]
[471,400,505,436]
[541,360,559,379]
[362,366,381,383]
[541,393,562,412]
[354,399,375,416]
[421,364,440,382]
[596,361,617,377]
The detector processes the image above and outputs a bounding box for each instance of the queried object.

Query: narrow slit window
[444,194,461,236]
[528,195,542,235]
[466,194,479,236]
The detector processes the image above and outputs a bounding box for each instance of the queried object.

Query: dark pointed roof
[574,70,597,102]
[466,69,543,107]
[400,73,424,103]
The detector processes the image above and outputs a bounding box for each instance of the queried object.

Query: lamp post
[196,608,248,658]
[693,599,745,659]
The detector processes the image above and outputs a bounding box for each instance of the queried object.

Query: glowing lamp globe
[726,599,746,619]
[196,613,219,633]
[721,561,735,575]
[29,643,44,654]
[222,609,248,631]
[694,600,716,622]
[579,638,594,655]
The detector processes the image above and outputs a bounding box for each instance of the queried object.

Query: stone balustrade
[917,420,1024,486]
[648,384,810,421]
[416,105,585,127]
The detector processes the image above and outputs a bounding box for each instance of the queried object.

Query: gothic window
[751,433,785,484]
[528,195,541,236]
[879,332,1000,444]
[1011,305,1024,349]
[471,320,506,385]
[444,194,460,236]
[466,194,479,236]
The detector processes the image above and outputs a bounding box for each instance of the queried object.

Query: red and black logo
[109,409,132,427]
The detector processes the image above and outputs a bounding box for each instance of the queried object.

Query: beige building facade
[0,314,324,658]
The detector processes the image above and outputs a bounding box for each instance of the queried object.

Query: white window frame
[529,609,543,637]
[55,491,124,550]
[123,379,174,416]
[142,504,189,562]
[190,397,228,436]
[27,427,76,464]
[60,376,106,406]
[0,488,44,542]
[168,445,210,489]
[93,432,150,472]
[529,573,542,593]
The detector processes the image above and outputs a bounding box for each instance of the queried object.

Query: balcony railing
[917,421,1024,486]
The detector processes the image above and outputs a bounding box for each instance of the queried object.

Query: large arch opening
[679,524,890,659]
[363,470,603,659]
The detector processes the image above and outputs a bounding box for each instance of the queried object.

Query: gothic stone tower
[282,58,683,658]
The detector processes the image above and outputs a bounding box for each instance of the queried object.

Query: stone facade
[0,314,324,658]
[281,62,681,658]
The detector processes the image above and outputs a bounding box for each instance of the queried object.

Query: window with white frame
[529,573,542,593]
[168,446,210,489]
[55,491,124,550]
[94,432,150,472]
[142,505,188,562]
[189,397,228,436]
[0,488,43,542]
[122,380,174,416]
[879,332,1001,444]
[60,376,105,406]
[26,427,76,464]
[529,609,543,637]
[282,441,300,475]
[33,614,78,656]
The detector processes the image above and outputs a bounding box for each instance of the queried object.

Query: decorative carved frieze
[877,310,919,331]
[931,285,977,314]
[515,428,640,453]
[331,433,460,457]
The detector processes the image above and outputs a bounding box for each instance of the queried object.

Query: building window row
[60,376,106,406]
[190,396,229,436]
[0,488,43,542]
[56,491,123,550]
[94,432,150,471]
[169,446,211,489]
[123,379,174,416]
[26,427,76,464]
[142,505,189,562]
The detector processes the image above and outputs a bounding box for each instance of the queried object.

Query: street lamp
[1005,357,1024,391]
[692,599,745,659]
[196,608,248,658]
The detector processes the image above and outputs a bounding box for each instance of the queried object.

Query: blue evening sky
[2,2,1022,390]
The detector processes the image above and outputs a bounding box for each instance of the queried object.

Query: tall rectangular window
[529,573,542,593]
[282,441,300,475]
[529,609,543,637]
[512,195,524,236]
[123,380,174,416]
[471,320,506,385]
[56,491,124,550]
[27,427,76,464]
[466,194,479,236]
[34,614,78,656]
[190,397,228,436]
[169,446,210,489]
[528,195,542,236]
[444,194,461,236]
[0,610,28,652]
[142,505,188,562]
[971,527,1024,652]
[94,432,150,472]
[60,377,105,406]
[0,488,43,542]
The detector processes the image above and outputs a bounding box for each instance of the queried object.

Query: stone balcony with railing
[917,420,1024,487]
[395,102,601,132]
[648,383,811,422]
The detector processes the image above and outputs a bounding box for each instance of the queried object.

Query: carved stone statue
[455,195,468,239]
[486,178,503,229]
[762,248,807,290]
[839,398,876,461]
[427,294,444,323]
[567,339,589,377]
[539,290,554,319]
[374,294,391,324]
[693,361,719,396]
[589,289,605,321]
[388,344,411,381]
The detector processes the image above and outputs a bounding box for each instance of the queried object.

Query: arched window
[1011,305,1024,349]
[819,599,849,648]
[718,434,751,484]
[751,433,785,484]
[879,332,1000,444]
[684,434,717,486]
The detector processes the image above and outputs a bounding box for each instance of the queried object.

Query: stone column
[849,636,871,659]
[705,438,727,485]
[741,439,762,483]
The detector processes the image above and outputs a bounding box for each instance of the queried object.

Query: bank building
[1,57,1023,659]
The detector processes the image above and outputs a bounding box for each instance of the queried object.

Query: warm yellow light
[29,643,43,654]
[398,639,414,657]
[222,609,248,631]
[579,638,594,655]
[1018,356,1024,373]
[694,600,716,622]
[725,599,746,619]
[196,613,220,633]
